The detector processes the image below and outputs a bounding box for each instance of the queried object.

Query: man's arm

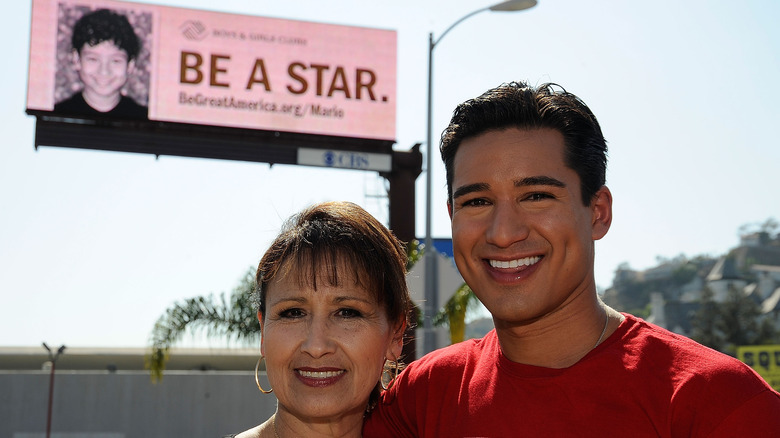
[707,389,780,436]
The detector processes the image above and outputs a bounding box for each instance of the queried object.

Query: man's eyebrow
[452,183,490,200]
[453,176,567,200]
[515,176,566,188]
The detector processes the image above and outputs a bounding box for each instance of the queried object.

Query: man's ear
[127,59,136,75]
[447,199,453,219]
[591,186,613,241]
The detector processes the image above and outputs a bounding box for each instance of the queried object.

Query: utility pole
[43,342,66,438]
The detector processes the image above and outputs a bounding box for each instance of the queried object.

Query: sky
[1,0,778,349]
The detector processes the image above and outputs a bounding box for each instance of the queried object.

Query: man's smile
[488,256,541,269]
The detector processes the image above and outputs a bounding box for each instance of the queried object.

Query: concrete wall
[1,370,278,438]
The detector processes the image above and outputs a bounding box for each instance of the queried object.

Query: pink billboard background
[27,0,397,141]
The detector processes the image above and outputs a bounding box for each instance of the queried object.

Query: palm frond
[433,283,478,344]
[145,268,261,382]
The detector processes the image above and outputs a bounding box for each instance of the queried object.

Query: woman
[226,201,413,438]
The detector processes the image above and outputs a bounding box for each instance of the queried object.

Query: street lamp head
[42,342,66,360]
[490,0,537,12]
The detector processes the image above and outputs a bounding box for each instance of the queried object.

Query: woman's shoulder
[227,422,266,438]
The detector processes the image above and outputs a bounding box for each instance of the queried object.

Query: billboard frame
[30,112,393,166]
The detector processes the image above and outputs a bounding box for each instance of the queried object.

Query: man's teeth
[489,256,541,269]
[297,370,344,378]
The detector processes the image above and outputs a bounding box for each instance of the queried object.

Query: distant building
[706,256,748,302]
[603,230,780,339]
[0,347,276,437]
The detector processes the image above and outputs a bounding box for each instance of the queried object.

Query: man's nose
[485,202,530,248]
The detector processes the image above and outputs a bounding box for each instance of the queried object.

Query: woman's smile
[295,368,347,387]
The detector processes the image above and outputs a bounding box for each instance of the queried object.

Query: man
[54,9,147,119]
[364,82,780,437]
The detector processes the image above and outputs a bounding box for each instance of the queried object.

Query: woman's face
[260,265,403,421]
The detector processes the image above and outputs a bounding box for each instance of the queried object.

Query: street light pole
[422,0,538,355]
[43,342,66,438]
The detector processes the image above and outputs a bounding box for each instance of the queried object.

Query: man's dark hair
[71,9,141,60]
[440,81,608,206]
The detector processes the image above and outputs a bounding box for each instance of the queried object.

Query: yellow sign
[737,345,780,391]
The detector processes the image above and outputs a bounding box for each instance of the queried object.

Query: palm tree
[146,268,260,381]
[434,283,479,344]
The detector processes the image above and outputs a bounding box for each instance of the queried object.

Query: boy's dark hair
[440,81,608,206]
[71,9,141,60]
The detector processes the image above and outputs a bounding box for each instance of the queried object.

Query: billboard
[26,0,397,141]
[737,344,780,391]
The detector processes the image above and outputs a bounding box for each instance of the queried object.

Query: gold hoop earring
[381,359,400,391]
[255,356,273,394]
